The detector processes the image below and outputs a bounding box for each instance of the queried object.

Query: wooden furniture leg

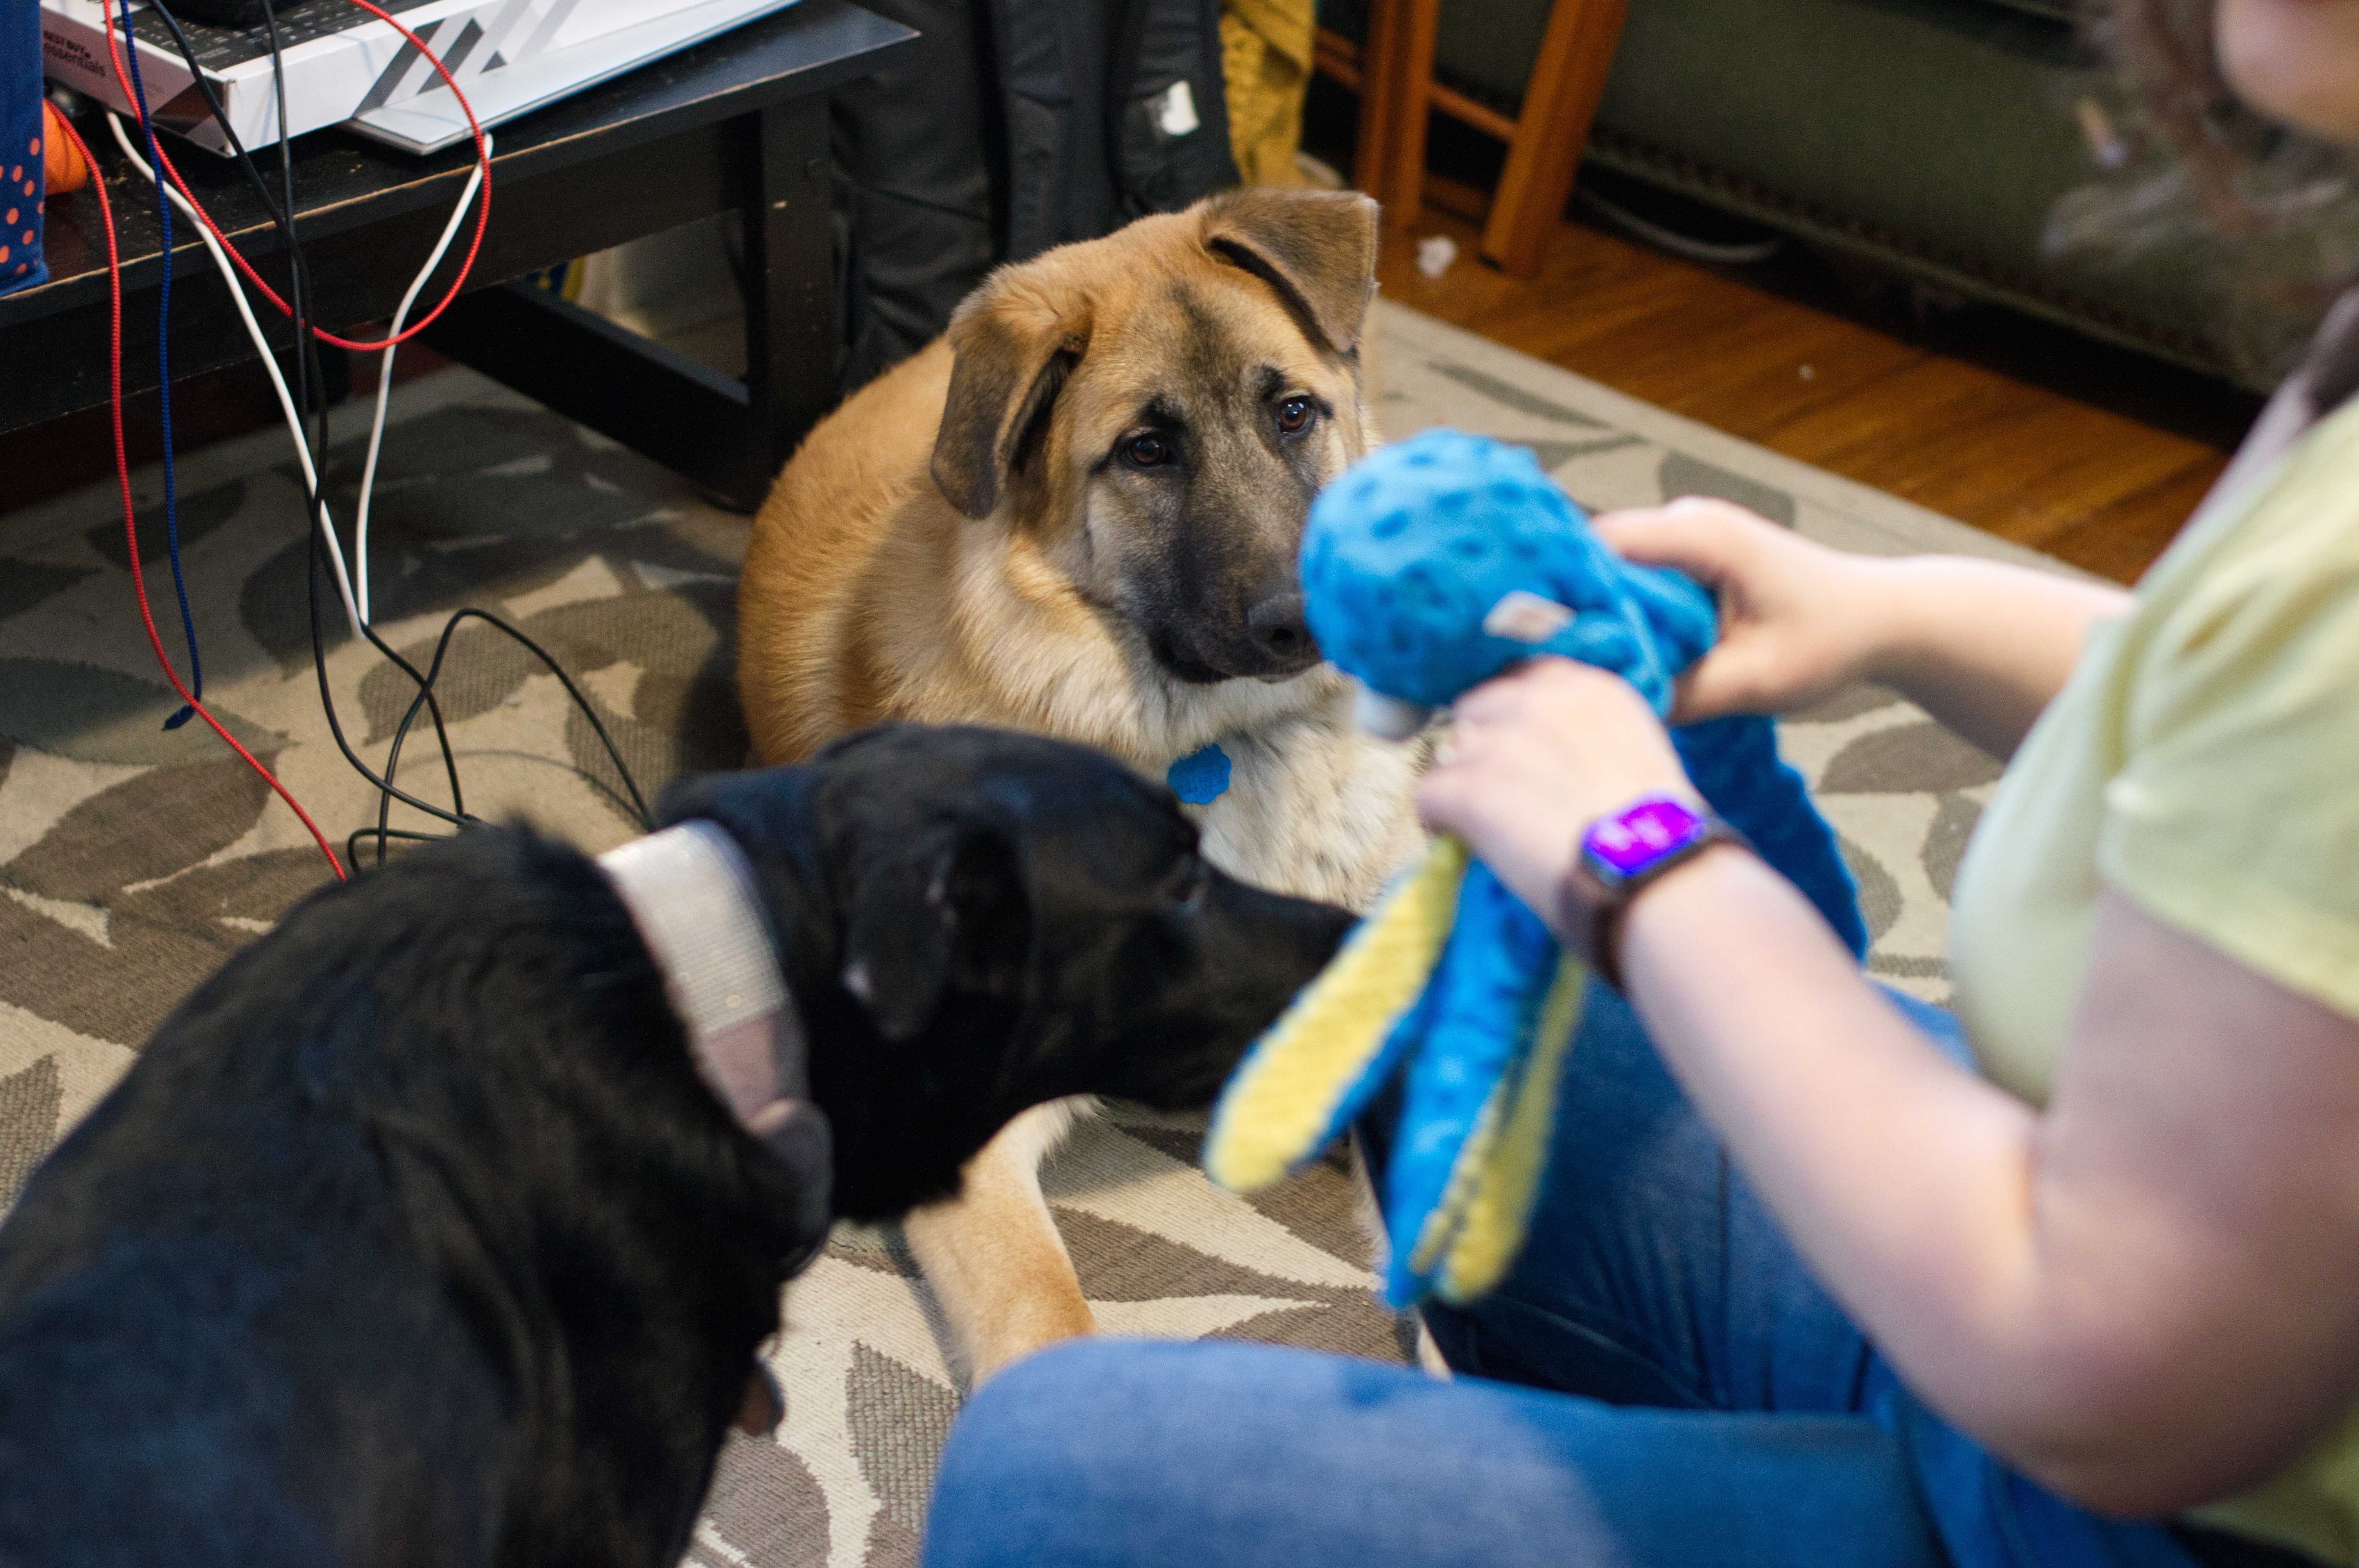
[1480,0,1629,277]
[1352,0,1440,228]
[1349,0,1401,199]
[1381,0,1442,224]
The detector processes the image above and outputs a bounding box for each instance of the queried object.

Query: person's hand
[1418,657,1697,931]
[1594,498,1890,723]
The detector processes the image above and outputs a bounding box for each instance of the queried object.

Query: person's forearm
[1610,849,2191,1505]
[1857,557,2131,759]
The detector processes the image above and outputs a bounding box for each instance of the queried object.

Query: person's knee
[932,1338,1117,1487]
[925,1340,1413,1567]
[953,1337,1121,1438]
[921,1339,1178,1567]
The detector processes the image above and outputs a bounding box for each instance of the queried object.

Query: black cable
[141,4,296,230]
[347,825,444,871]
[263,5,652,851]
[376,609,653,865]
[261,0,476,831]
[145,0,470,825]
[143,0,654,869]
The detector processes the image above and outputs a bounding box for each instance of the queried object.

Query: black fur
[0,725,1350,1568]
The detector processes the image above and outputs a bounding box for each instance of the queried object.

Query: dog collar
[598,821,833,1273]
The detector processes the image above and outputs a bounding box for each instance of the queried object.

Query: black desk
[1,0,917,509]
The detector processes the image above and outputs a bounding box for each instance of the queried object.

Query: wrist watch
[1558,794,1748,990]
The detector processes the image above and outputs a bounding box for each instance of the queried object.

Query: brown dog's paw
[733,1363,785,1436]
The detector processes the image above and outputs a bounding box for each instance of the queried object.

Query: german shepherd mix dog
[0,728,1348,1568]
[737,187,1425,1380]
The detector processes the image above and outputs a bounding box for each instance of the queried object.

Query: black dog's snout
[1246,592,1318,668]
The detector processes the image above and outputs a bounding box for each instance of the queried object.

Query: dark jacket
[831,0,1238,391]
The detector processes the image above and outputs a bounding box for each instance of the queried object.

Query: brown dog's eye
[1276,397,1314,435]
[1124,434,1170,468]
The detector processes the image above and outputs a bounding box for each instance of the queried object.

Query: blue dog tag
[1167,744,1231,804]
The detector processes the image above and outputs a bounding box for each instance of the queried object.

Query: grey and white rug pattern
[0,300,2054,1566]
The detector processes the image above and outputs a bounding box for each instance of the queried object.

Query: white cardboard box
[349,0,798,154]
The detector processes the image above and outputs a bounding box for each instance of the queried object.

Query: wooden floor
[1372,203,2255,585]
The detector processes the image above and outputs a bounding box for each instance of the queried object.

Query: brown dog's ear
[930,281,1085,519]
[1198,187,1380,356]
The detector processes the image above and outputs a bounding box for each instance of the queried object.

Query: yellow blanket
[1221,0,1316,186]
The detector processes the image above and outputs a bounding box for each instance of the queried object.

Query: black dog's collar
[598,822,833,1274]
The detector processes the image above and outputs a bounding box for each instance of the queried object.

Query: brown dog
[737,187,1423,1383]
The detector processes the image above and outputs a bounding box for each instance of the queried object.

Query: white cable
[105,113,489,640]
[1571,188,1785,267]
[356,131,489,623]
[109,111,364,642]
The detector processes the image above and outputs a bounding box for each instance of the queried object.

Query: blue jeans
[921,988,2226,1568]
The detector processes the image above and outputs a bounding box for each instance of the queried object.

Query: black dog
[0,725,1350,1567]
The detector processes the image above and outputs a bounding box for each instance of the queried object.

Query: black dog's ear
[931,273,1088,519]
[840,816,1032,1042]
[1198,186,1379,356]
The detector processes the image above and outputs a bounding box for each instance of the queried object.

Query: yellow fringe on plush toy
[1436,955,1586,1302]
[1205,837,1469,1192]
[1398,954,1584,1297]
[1403,1064,1513,1280]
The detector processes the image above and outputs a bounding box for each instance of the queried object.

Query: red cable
[103,0,491,353]
[50,110,348,883]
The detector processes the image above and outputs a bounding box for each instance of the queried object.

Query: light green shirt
[1949,392,2359,1563]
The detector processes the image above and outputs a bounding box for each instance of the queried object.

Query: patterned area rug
[0,300,2076,1566]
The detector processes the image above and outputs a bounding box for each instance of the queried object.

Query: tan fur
[897,1102,1098,1384]
[740,192,1424,1383]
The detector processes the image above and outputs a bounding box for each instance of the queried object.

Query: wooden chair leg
[1379,0,1440,225]
[1352,0,1440,228]
[1351,0,1405,199]
[1480,0,1628,277]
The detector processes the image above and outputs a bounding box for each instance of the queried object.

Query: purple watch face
[1582,796,1708,882]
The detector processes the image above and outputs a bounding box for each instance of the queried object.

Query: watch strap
[1558,807,1746,991]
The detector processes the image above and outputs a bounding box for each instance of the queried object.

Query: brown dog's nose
[1246,592,1318,668]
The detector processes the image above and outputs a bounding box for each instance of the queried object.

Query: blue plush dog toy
[1204,429,1866,1308]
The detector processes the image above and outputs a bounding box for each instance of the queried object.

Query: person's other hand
[1418,657,1697,930]
[1594,498,1888,723]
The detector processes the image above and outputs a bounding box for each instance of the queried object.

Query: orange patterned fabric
[42,103,88,195]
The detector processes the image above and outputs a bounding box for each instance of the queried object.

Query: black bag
[831,0,1237,392]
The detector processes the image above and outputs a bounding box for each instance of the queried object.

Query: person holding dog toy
[1203,427,1869,1315]
[919,3,2359,1562]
